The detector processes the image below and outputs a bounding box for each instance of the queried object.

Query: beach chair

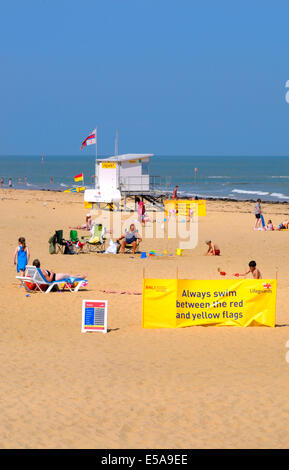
[55,230,67,254]
[48,233,57,254]
[84,224,106,253]
[70,230,78,243]
[69,229,85,253]
[16,266,87,293]
[124,229,141,254]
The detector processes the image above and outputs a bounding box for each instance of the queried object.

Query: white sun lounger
[16,265,87,293]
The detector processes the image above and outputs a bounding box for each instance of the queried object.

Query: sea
[1,155,289,202]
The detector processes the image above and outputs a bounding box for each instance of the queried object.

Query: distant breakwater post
[286,80,289,103]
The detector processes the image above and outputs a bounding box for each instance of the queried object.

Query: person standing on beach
[0,177,3,187]
[13,237,30,276]
[24,176,27,185]
[172,185,178,200]
[8,178,12,187]
[254,198,262,229]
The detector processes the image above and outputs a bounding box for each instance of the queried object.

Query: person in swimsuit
[70,214,93,231]
[32,259,87,282]
[276,220,289,230]
[205,239,220,256]
[13,237,30,276]
[264,219,274,231]
[234,260,262,279]
[172,185,178,200]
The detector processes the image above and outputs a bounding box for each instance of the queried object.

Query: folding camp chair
[70,230,78,243]
[69,229,85,253]
[84,224,106,253]
[55,230,67,254]
[123,228,141,254]
[16,266,87,293]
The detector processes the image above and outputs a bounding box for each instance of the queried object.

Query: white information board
[81,299,108,333]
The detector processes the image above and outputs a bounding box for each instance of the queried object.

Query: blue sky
[1,0,289,156]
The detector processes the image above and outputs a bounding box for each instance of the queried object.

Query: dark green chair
[55,230,67,254]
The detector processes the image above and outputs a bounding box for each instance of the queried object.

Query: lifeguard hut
[84,153,156,207]
[83,129,171,209]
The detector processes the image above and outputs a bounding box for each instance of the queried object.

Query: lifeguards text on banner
[142,279,276,328]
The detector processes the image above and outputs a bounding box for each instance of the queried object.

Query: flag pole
[95,126,98,189]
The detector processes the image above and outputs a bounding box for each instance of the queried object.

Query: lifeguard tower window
[142,161,149,175]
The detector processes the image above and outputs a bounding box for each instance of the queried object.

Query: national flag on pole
[80,129,96,149]
[74,173,84,182]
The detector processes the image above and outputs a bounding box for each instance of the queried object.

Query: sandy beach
[1,189,289,449]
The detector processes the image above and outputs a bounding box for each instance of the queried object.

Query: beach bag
[64,240,75,255]
[105,239,118,254]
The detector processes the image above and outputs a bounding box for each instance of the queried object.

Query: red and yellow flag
[74,173,83,182]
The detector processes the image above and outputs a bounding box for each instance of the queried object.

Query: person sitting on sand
[32,259,87,282]
[234,260,262,279]
[70,214,93,231]
[276,220,289,230]
[117,224,142,254]
[205,240,220,256]
[264,219,274,231]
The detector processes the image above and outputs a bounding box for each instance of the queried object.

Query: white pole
[95,126,98,189]
[115,128,119,156]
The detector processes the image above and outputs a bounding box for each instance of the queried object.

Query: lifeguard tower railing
[119,175,171,192]
[119,175,172,210]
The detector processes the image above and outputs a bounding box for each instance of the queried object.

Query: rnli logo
[145,285,168,293]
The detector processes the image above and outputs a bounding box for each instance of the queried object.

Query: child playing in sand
[205,240,220,256]
[234,260,262,279]
[13,237,30,276]
[264,219,274,231]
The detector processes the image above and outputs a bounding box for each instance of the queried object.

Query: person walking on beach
[254,198,262,229]
[0,177,3,187]
[137,200,146,225]
[234,260,262,279]
[24,176,27,185]
[8,178,12,187]
[172,185,178,200]
[13,237,30,276]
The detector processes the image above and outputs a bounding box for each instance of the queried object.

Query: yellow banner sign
[164,199,206,216]
[142,279,276,328]
[101,162,116,169]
